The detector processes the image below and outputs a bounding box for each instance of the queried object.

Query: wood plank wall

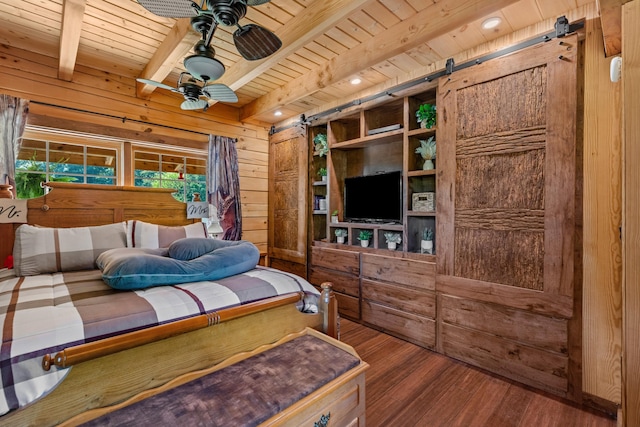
[0,43,269,254]
[622,1,640,425]
[582,18,623,408]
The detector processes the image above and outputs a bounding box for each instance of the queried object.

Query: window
[14,128,209,203]
[15,135,118,199]
[133,150,207,203]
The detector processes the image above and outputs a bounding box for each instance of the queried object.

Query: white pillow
[126,220,208,248]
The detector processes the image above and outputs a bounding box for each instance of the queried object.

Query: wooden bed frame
[0,183,338,427]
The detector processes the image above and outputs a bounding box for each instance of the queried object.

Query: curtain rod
[270,16,584,135]
[31,100,213,138]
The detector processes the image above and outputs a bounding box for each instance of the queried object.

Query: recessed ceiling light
[274,110,282,116]
[350,78,362,85]
[482,17,502,30]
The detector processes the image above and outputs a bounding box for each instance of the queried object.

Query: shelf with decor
[310,83,438,261]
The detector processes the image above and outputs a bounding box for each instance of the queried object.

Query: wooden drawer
[335,292,360,320]
[271,365,366,427]
[361,253,434,291]
[311,246,360,275]
[309,266,360,297]
[362,279,435,318]
[362,300,436,349]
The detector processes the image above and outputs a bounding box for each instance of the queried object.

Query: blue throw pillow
[97,238,260,290]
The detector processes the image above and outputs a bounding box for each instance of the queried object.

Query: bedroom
[0,0,637,425]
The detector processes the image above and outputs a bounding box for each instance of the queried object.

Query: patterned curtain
[207,135,242,240]
[0,95,29,196]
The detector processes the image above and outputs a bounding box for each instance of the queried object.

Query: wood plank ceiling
[0,0,618,125]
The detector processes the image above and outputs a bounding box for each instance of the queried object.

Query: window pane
[87,176,115,185]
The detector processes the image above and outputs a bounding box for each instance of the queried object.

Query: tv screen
[344,171,402,223]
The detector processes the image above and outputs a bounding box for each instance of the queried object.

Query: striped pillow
[127,220,208,249]
[13,223,128,276]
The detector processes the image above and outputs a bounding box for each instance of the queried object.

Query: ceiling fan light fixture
[184,53,225,82]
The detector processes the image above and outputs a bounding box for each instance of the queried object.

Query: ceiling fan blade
[233,24,282,61]
[203,84,238,103]
[181,99,208,110]
[246,0,271,5]
[137,0,197,18]
[136,78,175,91]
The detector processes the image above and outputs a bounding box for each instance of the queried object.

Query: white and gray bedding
[0,262,319,416]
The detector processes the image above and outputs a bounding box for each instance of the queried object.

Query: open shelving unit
[311,84,439,257]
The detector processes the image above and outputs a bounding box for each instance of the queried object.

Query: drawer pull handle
[314,412,330,427]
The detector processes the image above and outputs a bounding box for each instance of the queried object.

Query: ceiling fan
[137,72,238,111]
[137,0,283,82]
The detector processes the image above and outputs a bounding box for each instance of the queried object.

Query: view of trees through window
[13,131,208,202]
[15,138,117,199]
[134,150,207,203]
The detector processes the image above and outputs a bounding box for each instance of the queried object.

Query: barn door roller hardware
[272,16,584,134]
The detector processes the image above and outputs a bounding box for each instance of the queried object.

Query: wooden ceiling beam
[218,0,377,92]
[239,0,520,121]
[136,19,200,98]
[596,0,629,57]
[58,0,86,81]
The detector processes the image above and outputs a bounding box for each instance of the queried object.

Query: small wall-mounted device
[610,56,622,83]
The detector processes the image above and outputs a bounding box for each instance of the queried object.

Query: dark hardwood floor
[339,319,617,427]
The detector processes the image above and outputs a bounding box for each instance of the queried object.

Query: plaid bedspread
[0,266,319,416]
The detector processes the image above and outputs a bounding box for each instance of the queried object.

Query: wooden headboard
[0,182,196,264]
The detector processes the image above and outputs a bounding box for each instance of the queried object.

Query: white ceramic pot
[387,242,397,250]
[318,198,327,211]
[331,215,339,223]
[361,240,369,248]
[421,239,433,254]
[422,159,434,170]
[337,236,345,244]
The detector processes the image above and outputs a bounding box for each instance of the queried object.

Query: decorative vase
[331,215,339,223]
[421,239,433,254]
[422,159,434,170]
[0,184,14,199]
[337,236,345,244]
[318,198,327,211]
[321,175,327,182]
[360,240,369,248]
[387,242,397,250]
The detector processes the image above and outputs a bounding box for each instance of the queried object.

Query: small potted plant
[318,167,327,182]
[331,209,339,223]
[334,228,348,244]
[421,227,434,254]
[358,230,373,248]
[415,103,436,129]
[383,232,402,250]
[415,136,436,170]
[313,133,328,157]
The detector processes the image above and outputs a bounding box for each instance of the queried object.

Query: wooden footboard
[0,293,337,427]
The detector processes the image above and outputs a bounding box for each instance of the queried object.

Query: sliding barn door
[436,34,582,399]
[268,125,308,277]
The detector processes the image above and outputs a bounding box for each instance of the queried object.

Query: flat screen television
[344,171,402,223]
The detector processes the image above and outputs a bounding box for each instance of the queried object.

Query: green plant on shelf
[334,228,348,237]
[358,230,373,241]
[318,167,327,177]
[313,133,328,157]
[383,232,402,244]
[416,103,436,129]
[422,227,434,241]
[415,136,436,170]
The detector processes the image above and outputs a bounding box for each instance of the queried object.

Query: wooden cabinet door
[436,35,581,398]
[268,125,308,275]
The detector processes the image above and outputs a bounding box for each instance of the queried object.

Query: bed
[0,183,338,427]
